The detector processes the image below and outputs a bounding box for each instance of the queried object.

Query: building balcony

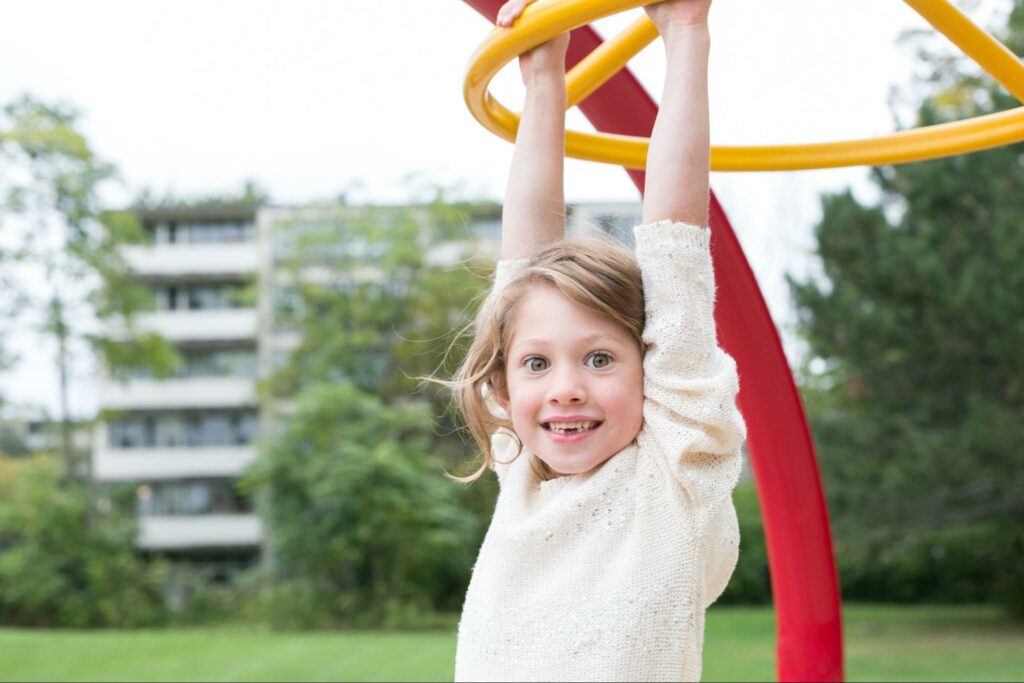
[122,242,257,279]
[98,376,257,411]
[138,514,262,551]
[135,309,258,343]
[94,445,258,481]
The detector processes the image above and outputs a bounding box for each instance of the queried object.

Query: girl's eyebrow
[511,332,624,353]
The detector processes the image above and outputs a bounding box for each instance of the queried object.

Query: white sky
[0,0,1005,417]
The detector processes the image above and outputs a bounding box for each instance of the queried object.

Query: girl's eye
[587,352,612,369]
[524,357,549,373]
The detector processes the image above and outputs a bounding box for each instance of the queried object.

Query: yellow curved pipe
[463,0,1024,171]
[566,15,659,109]
[904,0,1024,101]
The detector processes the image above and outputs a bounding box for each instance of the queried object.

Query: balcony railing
[122,242,257,279]
[134,309,258,343]
[93,445,257,481]
[98,377,257,411]
[138,514,262,550]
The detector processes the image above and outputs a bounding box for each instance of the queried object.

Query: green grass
[1,605,1021,681]
[701,605,1024,682]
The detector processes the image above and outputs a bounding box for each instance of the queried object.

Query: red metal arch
[459,3,845,680]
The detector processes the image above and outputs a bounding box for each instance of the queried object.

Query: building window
[144,220,254,245]
[108,410,258,449]
[125,346,258,380]
[184,222,255,244]
[109,418,147,448]
[153,282,248,311]
[136,478,252,516]
[180,347,258,378]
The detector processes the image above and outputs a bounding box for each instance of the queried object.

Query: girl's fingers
[497,0,532,27]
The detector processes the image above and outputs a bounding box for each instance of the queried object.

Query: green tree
[0,454,167,627]
[249,194,499,625]
[789,2,1024,614]
[0,94,176,479]
[245,383,474,627]
[266,199,492,403]
[130,178,271,212]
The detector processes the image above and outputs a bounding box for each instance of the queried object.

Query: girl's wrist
[662,23,710,57]
[658,20,710,44]
[523,70,567,93]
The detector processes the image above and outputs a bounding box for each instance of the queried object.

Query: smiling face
[496,284,645,477]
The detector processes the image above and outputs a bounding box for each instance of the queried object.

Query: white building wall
[94,208,262,556]
[94,445,258,481]
[134,309,258,344]
[99,377,256,411]
[139,515,263,551]
[122,242,258,279]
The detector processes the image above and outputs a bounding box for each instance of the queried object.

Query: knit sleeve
[633,221,746,515]
[492,257,530,294]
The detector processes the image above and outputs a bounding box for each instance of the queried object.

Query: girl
[452,0,745,680]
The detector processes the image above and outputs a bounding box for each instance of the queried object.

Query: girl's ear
[491,371,511,412]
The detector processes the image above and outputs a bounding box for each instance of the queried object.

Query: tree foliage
[789,2,1024,613]
[0,454,167,627]
[245,383,475,627]
[265,196,494,415]
[248,195,500,625]
[0,95,179,627]
[0,94,177,476]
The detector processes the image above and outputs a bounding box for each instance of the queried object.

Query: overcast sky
[0,0,1003,417]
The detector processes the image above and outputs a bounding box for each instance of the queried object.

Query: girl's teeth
[548,421,595,433]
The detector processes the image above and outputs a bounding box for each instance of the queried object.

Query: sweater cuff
[492,257,530,293]
[633,220,710,256]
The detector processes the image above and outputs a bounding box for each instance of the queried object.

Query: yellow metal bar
[463,0,1024,171]
[903,0,1024,102]
[566,15,659,109]
[709,106,1024,171]
[556,105,1024,170]
[465,0,651,139]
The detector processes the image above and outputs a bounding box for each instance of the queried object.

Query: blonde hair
[448,237,646,483]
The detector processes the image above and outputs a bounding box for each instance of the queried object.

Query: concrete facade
[93,205,262,561]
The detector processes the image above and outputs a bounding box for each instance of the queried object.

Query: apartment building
[92,204,262,571]
[567,201,644,245]
[89,199,638,572]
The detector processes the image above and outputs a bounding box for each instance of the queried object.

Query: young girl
[453,0,745,680]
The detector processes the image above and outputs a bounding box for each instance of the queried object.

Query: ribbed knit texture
[454,222,746,682]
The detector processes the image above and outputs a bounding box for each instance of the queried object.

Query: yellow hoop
[463,0,1024,171]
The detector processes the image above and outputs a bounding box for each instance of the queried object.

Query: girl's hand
[495,0,532,28]
[519,32,570,86]
[644,0,712,35]
[496,0,570,86]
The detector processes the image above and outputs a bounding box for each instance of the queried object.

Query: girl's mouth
[542,421,601,442]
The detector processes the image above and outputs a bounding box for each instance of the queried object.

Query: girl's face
[497,285,644,476]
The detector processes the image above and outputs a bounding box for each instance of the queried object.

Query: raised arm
[642,0,712,227]
[497,0,570,260]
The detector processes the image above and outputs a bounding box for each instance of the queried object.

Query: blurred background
[0,1,1021,680]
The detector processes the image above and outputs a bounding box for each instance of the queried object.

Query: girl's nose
[547,368,586,404]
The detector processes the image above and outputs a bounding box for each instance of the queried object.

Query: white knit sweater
[454,221,746,682]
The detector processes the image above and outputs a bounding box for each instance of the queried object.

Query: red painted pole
[459,3,845,679]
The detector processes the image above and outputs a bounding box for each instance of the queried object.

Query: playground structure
[460,1,1024,681]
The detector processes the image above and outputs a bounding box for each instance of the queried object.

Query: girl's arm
[497,1,570,260]
[636,2,741,606]
[642,0,712,227]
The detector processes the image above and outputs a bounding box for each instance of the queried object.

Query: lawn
[2,605,1021,681]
